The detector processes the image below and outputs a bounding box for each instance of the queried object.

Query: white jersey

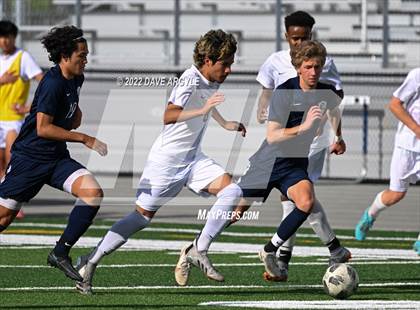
[393,68,420,153]
[0,48,42,80]
[257,49,342,150]
[148,65,219,166]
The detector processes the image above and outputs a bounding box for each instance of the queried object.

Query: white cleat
[186,242,224,282]
[174,243,193,286]
[259,249,285,281]
[75,254,97,295]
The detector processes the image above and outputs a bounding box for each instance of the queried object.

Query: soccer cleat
[15,209,25,219]
[329,246,352,266]
[355,209,375,241]
[186,242,224,282]
[175,243,193,286]
[75,254,96,295]
[263,260,288,282]
[259,249,285,282]
[47,251,83,282]
[413,240,420,255]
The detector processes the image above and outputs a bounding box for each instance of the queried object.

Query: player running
[0,26,107,281]
[236,40,348,280]
[355,68,420,256]
[75,29,246,294]
[251,11,350,280]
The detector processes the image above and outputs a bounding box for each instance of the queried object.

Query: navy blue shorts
[0,154,90,210]
[237,157,311,202]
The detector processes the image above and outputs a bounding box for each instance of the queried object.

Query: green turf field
[1,217,419,310]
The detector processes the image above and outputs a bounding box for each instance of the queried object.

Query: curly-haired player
[0,25,107,281]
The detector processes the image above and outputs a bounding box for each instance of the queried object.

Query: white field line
[1,260,420,269]
[1,234,419,259]
[8,222,417,242]
[2,282,420,292]
[199,300,420,309]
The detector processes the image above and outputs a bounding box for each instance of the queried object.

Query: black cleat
[47,251,83,282]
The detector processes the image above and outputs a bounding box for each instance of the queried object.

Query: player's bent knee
[389,191,406,204]
[295,198,314,213]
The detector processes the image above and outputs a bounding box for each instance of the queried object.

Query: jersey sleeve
[256,55,275,89]
[167,79,194,108]
[320,58,342,91]
[21,51,42,80]
[393,69,420,103]
[36,78,62,116]
[267,87,291,126]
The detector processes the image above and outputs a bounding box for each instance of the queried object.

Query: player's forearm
[164,108,205,124]
[37,123,87,143]
[327,108,343,136]
[211,109,227,128]
[389,98,419,134]
[266,125,304,144]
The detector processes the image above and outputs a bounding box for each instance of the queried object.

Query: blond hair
[193,29,237,67]
[291,40,327,69]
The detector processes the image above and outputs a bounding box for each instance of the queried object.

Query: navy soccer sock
[264,207,310,253]
[0,224,6,232]
[54,202,99,257]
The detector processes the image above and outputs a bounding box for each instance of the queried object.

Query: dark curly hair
[0,20,18,37]
[193,29,237,67]
[41,25,86,64]
[285,11,315,31]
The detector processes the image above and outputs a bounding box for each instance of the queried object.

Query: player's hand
[224,121,247,137]
[257,107,268,124]
[301,106,322,132]
[330,139,346,155]
[72,108,82,129]
[201,92,224,115]
[13,104,29,115]
[84,136,108,156]
[0,71,18,85]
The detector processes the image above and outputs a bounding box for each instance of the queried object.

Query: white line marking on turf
[8,222,417,241]
[2,282,420,292]
[199,300,420,309]
[1,234,418,259]
[2,260,419,269]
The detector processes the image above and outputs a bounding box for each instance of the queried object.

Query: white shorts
[308,147,327,182]
[389,146,420,192]
[136,152,226,212]
[0,120,24,148]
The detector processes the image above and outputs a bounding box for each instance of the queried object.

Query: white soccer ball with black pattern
[322,263,359,299]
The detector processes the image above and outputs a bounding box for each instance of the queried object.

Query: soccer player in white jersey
[355,68,420,256]
[250,11,350,280]
[75,30,246,294]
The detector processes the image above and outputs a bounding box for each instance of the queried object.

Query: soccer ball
[322,263,359,299]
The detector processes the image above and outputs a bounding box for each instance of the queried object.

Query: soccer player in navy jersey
[0,26,107,282]
[234,40,347,280]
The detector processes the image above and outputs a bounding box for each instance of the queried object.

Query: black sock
[54,203,99,257]
[326,237,341,253]
[264,241,278,253]
[0,224,6,232]
[278,250,292,264]
[276,208,309,241]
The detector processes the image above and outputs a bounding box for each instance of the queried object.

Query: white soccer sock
[307,199,335,244]
[196,183,242,252]
[279,200,297,252]
[368,191,387,218]
[270,233,284,248]
[89,210,151,264]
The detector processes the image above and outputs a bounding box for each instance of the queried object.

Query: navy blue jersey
[12,65,83,162]
[249,76,341,167]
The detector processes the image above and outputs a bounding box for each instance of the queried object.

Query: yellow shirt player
[0,20,43,178]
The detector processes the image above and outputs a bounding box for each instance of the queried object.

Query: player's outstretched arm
[211,108,246,137]
[389,96,420,139]
[327,107,346,155]
[256,87,272,124]
[164,92,224,124]
[36,112,107,156]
